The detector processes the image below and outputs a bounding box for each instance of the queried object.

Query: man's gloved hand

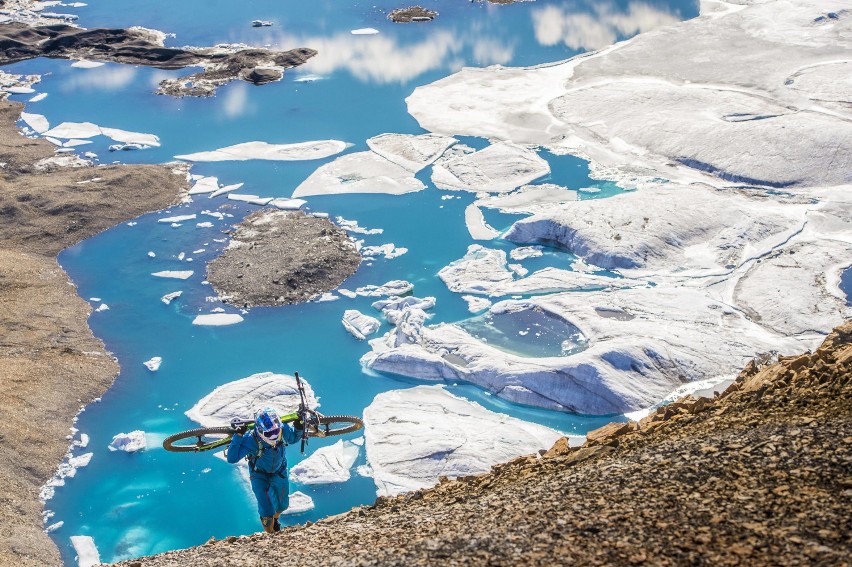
[230,417,248,434]
[293,411,306,430]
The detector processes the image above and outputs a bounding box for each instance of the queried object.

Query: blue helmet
[254,407,282,446]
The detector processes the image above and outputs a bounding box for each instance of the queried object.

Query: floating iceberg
[43,122,160,147]
[160,291,181,304]
[431,142,550,193]
[70,535,100,567]
[158,214,196,223]
[186,372,318,428]
[228,193,273,206]
[464,203,500,240]
[187,176,220,195]
[342,310,381,340]
[289,439,360,485]
[363,385,562,496]
[20,111,49,133]
[143,356,162,371]
[175,140,347,162]
[354,280,414,297]
[282,491,315,515]
[192,313,244,326]
[372,295,435,314]
[292,151,426,197]
[351,28,379,35]
[366,132,456,173]
[476,184,578,214]
[151,271,193,280]
[108,431,147,452]
[462,295,492,313]
[360,243,408,259]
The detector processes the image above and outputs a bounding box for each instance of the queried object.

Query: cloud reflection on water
[265,29,515,84]
[532,1,681,51]
[60,65,138,92]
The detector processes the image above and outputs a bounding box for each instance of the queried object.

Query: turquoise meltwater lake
[5,0,699,562]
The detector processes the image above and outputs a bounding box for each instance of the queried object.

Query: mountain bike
[162,372,363,454]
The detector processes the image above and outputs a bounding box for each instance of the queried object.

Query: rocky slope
[123,322,851,566]
[0,99,190,566]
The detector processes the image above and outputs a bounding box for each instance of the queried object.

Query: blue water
[5,0,699,562]
[841,267,852,305]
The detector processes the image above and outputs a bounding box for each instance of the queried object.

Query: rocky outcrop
[388,6,438,23]
[0,100,190,566]
[0,23,316,97]
[121,321,851,566]
[207,210,361,307]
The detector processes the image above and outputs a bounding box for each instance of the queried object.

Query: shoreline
[0,98,190,565]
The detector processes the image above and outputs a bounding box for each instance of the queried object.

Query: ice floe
[292,151,426,197]
[431,142,550,193]
[20,111,49,133]
[108,431,147,452]
[366,132,456,173]
[510,246,543,260]
[70,60,104,68]
[335,217,383,235]
[269,198,307,210]
[462,295,492,313]
[354,280,414,297]
[464,203,501,240]
[351,28,379,35]
[192,313,244,326]
[188,176,220,195]
[228,193,273,206]
[143,356,162,371]
[158,214,196,223]
[29,92,48,102]
[151,270,193,280]
[289,439,360,485]
[40,452,93,502]
[342,310,381,340]
[363,385,562,496]
[70,535,100,567]
[174,140,347,162]
[186,372,318,428]
[476,184,577,214]
[160,291,182,304]
[43,122,160,147]
[372,295,436,314]
[283,491,315,515]
[360,243,408,259]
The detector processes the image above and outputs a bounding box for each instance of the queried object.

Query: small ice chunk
[270,198,307,210]
[228,193,273,206]
[161,291,182,304]
[108,431,147,452]
[509,263,528,276]
[147,251,156,258]
[143,357,162,371]
[192,313,244,326]
[100,127,160,147]
[338,289,356,298]
[69,535,100,567]
[152,271,193,280]
[354,280,414,297]
[196,221,214,228]
[342,310,381,340]
[158,214,196,223]
[464,203,501,240]
[29,93,48,102]
[312,292,339,302]
[372,296,436,313]
[510,246,544,260]
[289,440,360,485]
[46,521,64,533]
[360,243,408,259]
[351,28,379,35]
[94,304,109,312]
[209,183,244,198]
[335,217,383,235]
[89,297,101,302]
[70,60,104,68]
[462,295,492,313]
[281,491,315,515]
[188,176,220,195]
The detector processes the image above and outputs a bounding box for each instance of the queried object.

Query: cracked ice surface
[431,142,550,193]
[289,439,360,485]
[174,140,347,162]
[363,385,562,497]
[186,372,318,428]
[407,0,852,189]
[292,151,426,197]
[366,132,456,173]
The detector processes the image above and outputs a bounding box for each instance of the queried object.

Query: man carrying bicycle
[227,407,303,533]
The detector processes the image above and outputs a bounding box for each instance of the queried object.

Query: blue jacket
[226,425,301,475]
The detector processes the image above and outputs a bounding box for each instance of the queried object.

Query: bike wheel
[308,415,364,438]
[162,426,234,452]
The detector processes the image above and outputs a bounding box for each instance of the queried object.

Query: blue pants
[250,469,289,517]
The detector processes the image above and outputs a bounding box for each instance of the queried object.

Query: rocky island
[207,210,361,308]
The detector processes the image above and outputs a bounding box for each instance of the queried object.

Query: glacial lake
[5,0,699,562]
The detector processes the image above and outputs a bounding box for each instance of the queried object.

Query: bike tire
[162,426,234,452]
[309,415,364,438]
